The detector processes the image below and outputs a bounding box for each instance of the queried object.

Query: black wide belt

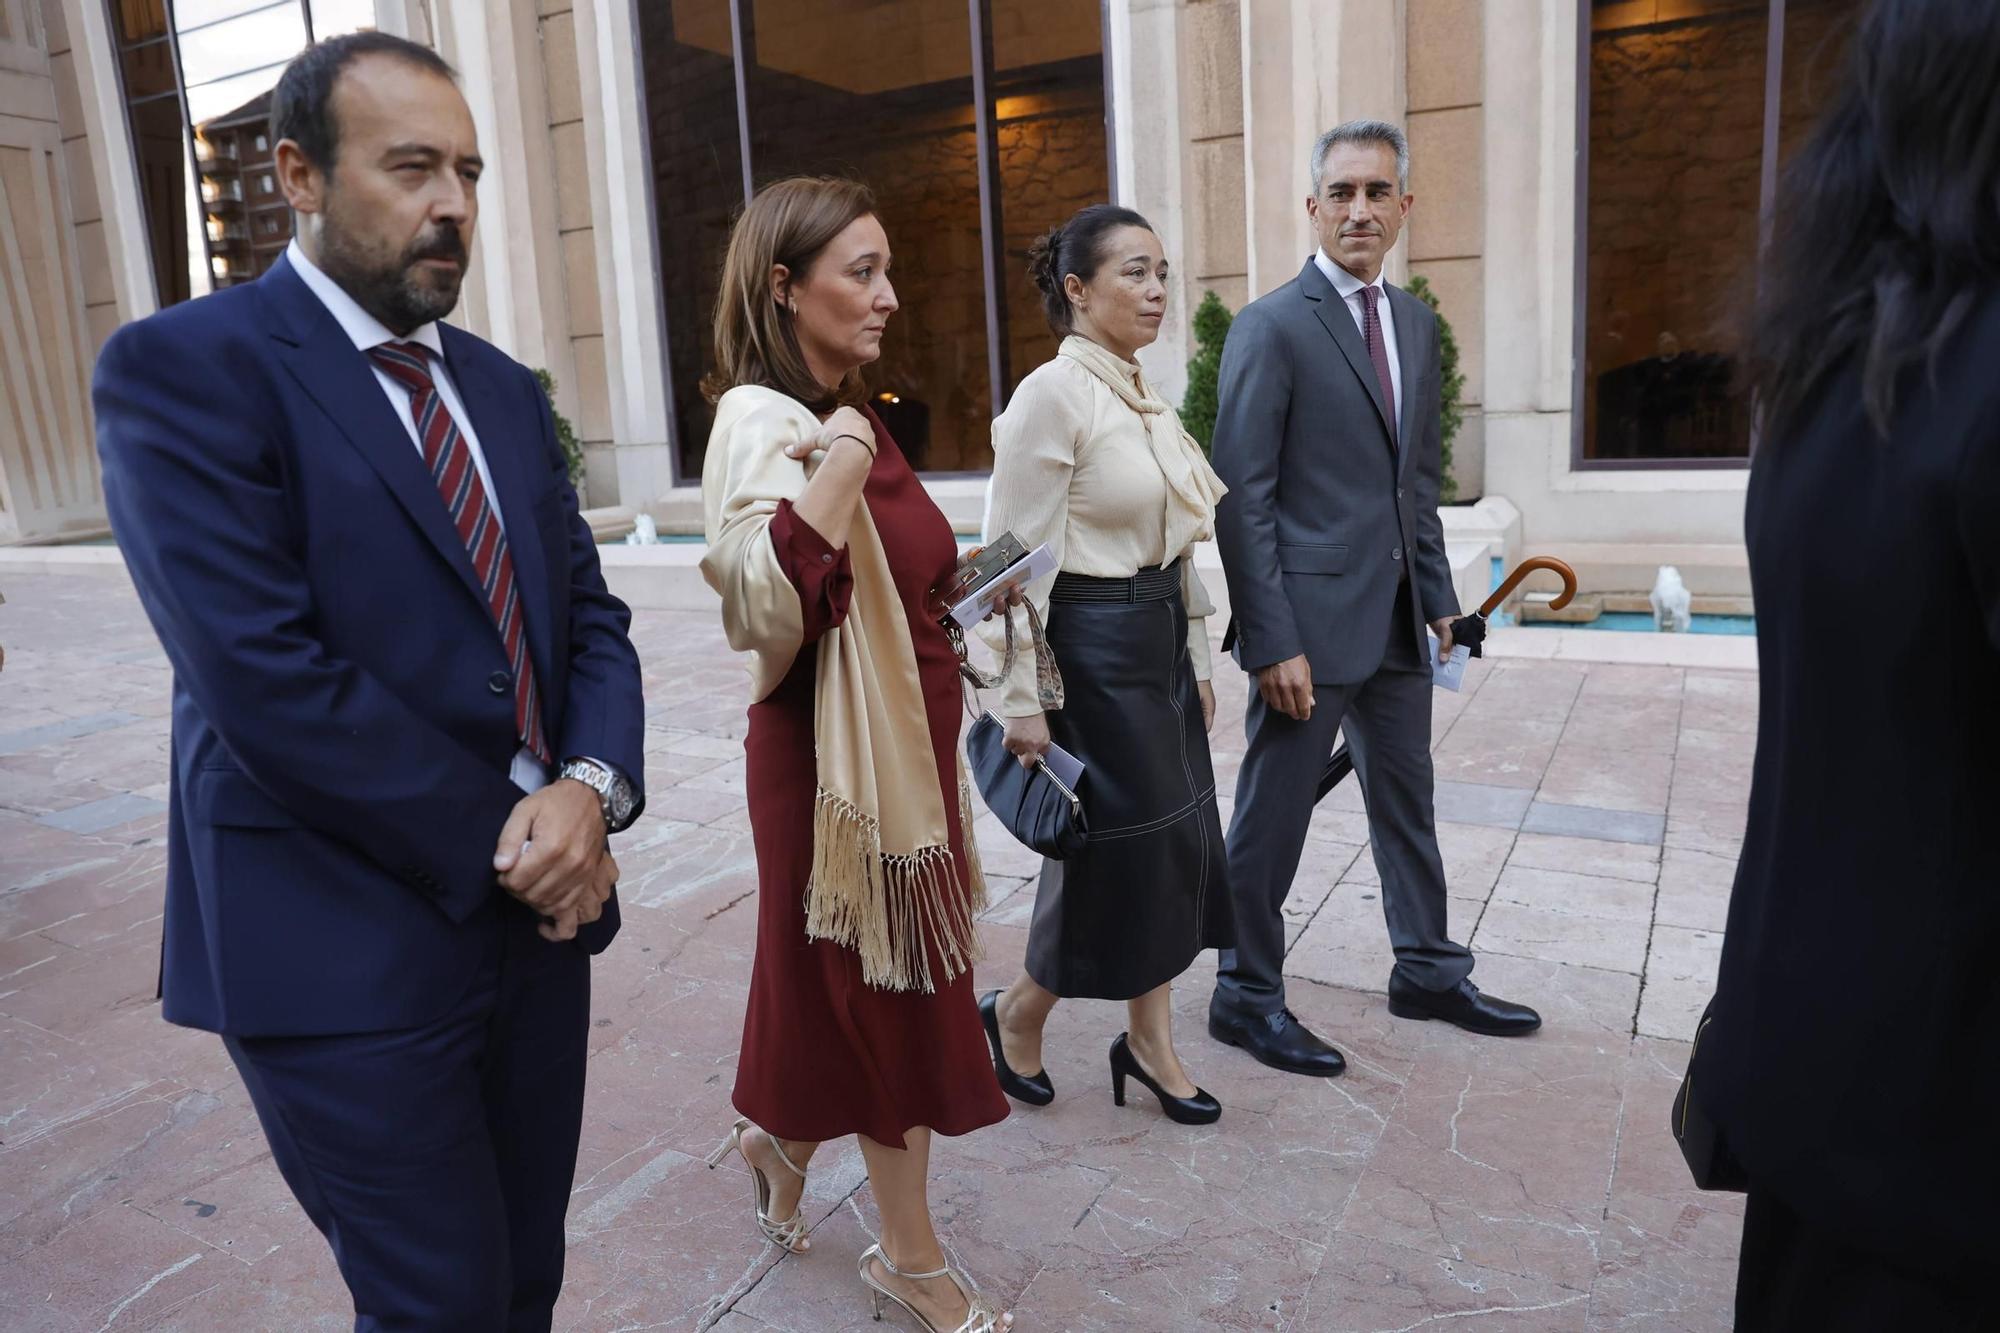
[1050,561,1183,604]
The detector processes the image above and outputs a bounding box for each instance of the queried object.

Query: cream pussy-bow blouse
[977,334,1228,717]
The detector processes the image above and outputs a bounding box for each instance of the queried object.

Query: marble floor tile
[1538,746,1675,816]
[1490,865,1658,924]
[1636,927,1724,1043]
[0,574,1761,1330]
[1654,847,1736,932]
[1507,831,1661,883]
[1472,901,1651,975]
[1521,802,1666,847]
[1432,716,1566,790]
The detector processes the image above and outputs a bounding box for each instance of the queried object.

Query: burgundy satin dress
[730,416,1007,1145]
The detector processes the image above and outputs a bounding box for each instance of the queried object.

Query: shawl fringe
[805,784,989,993]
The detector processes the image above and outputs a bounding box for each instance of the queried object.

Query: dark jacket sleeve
[528,372,646,814]
[94,317,524,924]
[1411,312,1461,623]
[1210,303,1303,671]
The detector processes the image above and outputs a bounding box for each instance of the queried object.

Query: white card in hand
[1429,634,1471,692]
[1038,740,1084,791]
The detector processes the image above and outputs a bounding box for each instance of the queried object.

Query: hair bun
[1025,226,1063,296]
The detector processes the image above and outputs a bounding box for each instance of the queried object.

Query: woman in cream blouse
[976,204,1234,1124]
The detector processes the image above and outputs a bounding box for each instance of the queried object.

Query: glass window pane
[638,0,746,483]
[129,94,192,306]
[748,0,991,473]
[198,86,294,286]
[110,0,168,44]
[185,65,287,125]
[1777,0,1864,166]
[118,37,179,101]
[177,4,306,90]
[1581,3,1765,462]
[175,0,291,31]
[993,0,1109,403]
[308,0,379,39]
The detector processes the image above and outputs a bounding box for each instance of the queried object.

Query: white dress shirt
[1313,247,1402,418]
[287,239,548,795]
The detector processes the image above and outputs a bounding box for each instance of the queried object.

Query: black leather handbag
[965,711,1087,859]
[1671,997,1749,1192]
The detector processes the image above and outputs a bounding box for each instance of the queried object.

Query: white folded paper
[1430,633,1471,692]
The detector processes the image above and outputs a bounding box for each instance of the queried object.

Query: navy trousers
[225,901,590,1331]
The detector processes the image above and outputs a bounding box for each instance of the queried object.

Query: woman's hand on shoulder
[1002,711,1052,769]
[783,406,876,464]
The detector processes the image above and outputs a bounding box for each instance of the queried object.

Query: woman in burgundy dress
[696,176,1010,1333]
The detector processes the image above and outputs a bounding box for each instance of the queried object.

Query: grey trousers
[1213,591,1474,1018]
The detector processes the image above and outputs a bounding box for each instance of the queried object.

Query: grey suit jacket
[1211,257,1459,686]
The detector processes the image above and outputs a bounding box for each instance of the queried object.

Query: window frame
[633,0,1119,485]
[107,0,338,309]
[1569,0,1792,473]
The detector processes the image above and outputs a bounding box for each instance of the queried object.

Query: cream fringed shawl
[699,384,986,993]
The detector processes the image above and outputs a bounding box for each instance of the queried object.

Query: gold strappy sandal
[857,1241,1010,1332]
[704,1116,810,1252]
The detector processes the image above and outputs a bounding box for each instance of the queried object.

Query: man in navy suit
[94,33,645,1330]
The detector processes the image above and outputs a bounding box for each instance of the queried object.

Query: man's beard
[318,213,467,335]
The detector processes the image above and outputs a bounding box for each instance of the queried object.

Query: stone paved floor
[0,573,1750,1331]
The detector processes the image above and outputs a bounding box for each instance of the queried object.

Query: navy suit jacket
[94,256,646,1038]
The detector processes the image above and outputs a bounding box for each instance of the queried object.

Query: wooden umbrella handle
[1478,556,1579,617]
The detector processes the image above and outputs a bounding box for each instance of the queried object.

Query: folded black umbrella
[1316,557,1577,802]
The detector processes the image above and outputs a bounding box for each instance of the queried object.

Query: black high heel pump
[1109,1033,1220,1125]
[980,990,1054,1106]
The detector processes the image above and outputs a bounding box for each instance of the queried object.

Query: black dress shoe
[1206,1005,1347,1077]
[1109,1033,1221,1124]
[1386,973,1543,1036]
[979,990,1054,1106]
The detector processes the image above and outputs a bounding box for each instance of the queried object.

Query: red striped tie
[369,341,550,764]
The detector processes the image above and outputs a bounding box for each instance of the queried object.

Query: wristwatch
[558,756,638,833]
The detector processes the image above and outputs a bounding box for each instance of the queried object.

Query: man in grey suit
[1207,120,1540,1075]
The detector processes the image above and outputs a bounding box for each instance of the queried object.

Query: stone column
[569,0,675,505]
[1407,0,1485,498]
[0,0,152,543]
[429,0,575,400]
[1239,0,1405,301]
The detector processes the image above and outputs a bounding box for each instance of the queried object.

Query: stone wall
[536,0,614,503]
[1177,0,1246,320]
[1407,0,1485,499]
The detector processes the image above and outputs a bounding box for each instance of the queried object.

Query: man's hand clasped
[493,779,619,943]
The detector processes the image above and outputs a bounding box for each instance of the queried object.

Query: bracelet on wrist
[831,432,875,459]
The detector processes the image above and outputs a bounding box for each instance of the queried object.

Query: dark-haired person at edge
[1687,2,2000,1326]
[91,34,645,1330]
[976,205,1233,1125]
[697,176,1012,1333]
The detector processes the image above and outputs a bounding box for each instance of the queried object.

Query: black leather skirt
[1023,561,1234,1000]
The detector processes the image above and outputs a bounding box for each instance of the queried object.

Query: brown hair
[701,176,878,410]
